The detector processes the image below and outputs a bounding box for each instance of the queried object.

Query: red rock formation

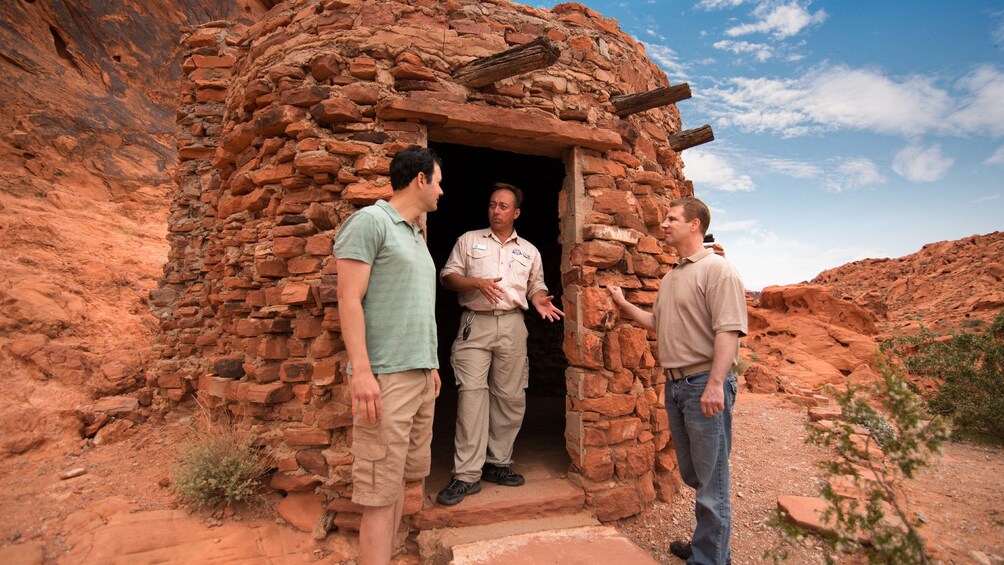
[813,231,1004,335]
[742,231,1004,397]
[0,1,241,457]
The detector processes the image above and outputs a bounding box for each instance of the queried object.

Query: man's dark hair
[492,182,523,208]
[390,145,441,191]
[669,196,711,235]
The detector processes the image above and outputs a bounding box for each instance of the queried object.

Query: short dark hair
[491,182,523,208]
[389,145,441,191]
[669,196,711,235]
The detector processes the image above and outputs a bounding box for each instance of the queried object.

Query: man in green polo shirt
[334,145,444,565]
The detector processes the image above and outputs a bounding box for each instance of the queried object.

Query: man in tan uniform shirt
[436,183,564,506]
[609,197,747,564]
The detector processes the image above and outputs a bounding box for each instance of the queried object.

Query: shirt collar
[674,247,714,267]
[375,200,405,224]
[481,227,519,245]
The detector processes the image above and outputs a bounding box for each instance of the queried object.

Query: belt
[665,361,714,382]
[470,308,521,316]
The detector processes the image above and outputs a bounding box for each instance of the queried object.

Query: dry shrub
[174,407,272,508]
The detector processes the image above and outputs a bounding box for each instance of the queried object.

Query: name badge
[473,243,487,250]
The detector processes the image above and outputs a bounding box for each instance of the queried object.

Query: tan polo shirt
[653,248,748,368]
[440,228,547,312]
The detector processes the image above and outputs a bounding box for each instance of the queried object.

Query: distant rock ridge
[742,231,1004,397]
[813,231,1004,334]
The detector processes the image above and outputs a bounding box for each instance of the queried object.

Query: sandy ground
[1,390,1001,564]
[616,392,1004,564]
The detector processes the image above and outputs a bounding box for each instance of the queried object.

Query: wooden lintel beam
[668,125,714,151]
[611,83,692,117]
[452,37,560,88]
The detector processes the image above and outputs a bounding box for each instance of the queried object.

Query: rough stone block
[343,181,392,204]
[571,241,624,268]
[237,382,285,403]
[283,427,331,447]
[591,485,642,521]
[310,98,362,124]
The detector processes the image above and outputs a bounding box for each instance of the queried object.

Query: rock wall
[152,0,701,524]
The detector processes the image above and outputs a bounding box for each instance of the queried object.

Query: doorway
[425,142,570,494]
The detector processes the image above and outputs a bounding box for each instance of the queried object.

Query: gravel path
[613,389,1004,564]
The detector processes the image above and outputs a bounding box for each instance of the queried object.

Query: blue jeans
[665,371,738,565]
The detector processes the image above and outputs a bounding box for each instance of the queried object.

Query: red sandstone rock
[571,241,624,268]
[276,492,325,532]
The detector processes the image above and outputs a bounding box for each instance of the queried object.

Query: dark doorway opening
[425,142,569,495]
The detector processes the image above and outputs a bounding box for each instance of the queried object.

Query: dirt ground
[1,390,1001,564]
[616,392,1004,564]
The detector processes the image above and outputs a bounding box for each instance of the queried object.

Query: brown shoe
[669,540,692,560]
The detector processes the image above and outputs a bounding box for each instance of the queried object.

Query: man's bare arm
[700,330,740,417]
[336,258,382,423]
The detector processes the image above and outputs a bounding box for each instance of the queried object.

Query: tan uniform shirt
[440,228,547,312]
[653,248,748,368]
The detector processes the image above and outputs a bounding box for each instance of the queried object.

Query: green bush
[882,309,1004,444]
[174,414,272,508]
[767,355,951,564]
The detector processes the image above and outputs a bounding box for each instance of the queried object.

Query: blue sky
[535,1,1004,290]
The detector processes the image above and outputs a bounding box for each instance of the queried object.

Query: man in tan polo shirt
[436,183,564,506]
[608,196,747,564]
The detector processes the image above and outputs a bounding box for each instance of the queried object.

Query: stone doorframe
[375,96,625,482]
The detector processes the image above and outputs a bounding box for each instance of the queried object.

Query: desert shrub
[174,412,272,508]
[734,356,752,377]
[768,355,951,564]
[882,309,1004,444]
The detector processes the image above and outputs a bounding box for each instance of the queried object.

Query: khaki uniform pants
[450,310,528,482]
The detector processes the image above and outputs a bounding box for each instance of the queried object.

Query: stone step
[448,524,659,565]
[417,511,600,564]
[411,478,585,530]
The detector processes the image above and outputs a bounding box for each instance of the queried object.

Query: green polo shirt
[333,200,438,374]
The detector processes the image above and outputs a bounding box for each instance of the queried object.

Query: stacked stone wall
[154,0,700,525]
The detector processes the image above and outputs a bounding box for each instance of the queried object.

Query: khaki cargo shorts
[350,369,436,507]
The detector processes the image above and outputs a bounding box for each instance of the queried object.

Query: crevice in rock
[0,51,34,74]
[49,25,81,74]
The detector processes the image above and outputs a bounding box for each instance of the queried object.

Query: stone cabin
[151,0,715,529]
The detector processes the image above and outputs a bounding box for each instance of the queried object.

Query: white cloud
[712,40,774,62]
[695,0,746,10]
[710,217,881,290]
[725,2,827,39]
[992,12,1004,45]
[758,157,821,178]
[892,143,955,183]
[972,194,1001,204]
[949,66,1004,137]
[683,149,756,192]
[640,42,688,80]
[822,158,886,193]
[716,219,759,231]
[986,146,1004,165]
[703,64,953,137]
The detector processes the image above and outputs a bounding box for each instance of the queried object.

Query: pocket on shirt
[510,254,532,281]
[466,248,492,278]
